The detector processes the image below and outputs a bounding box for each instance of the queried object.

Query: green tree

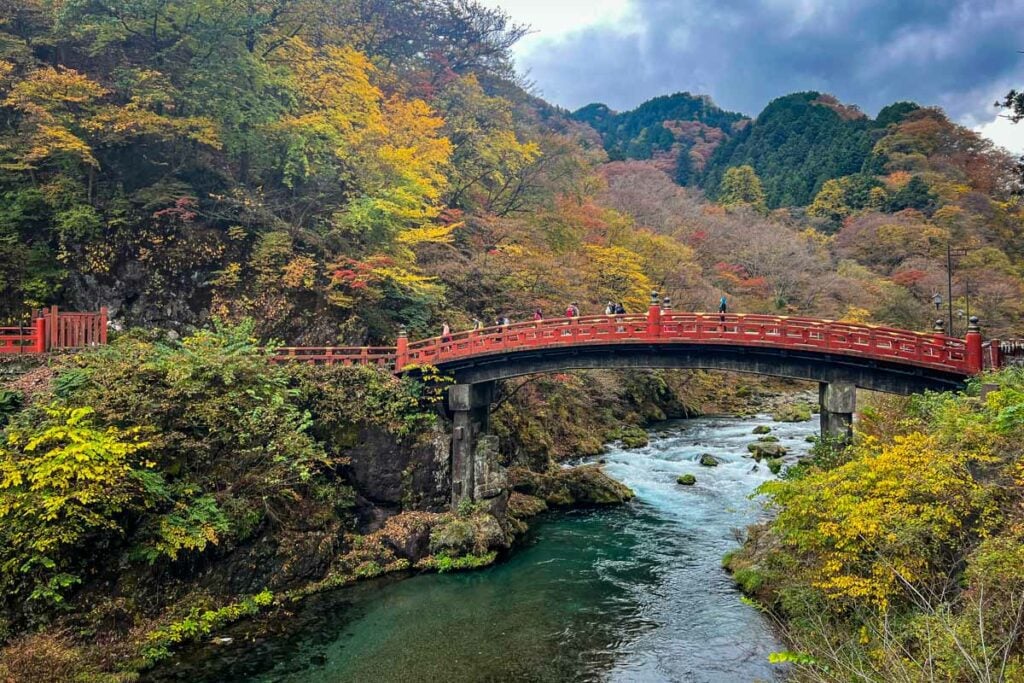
[0,406,152,606]
[717,165,766,212]
[807,178,850,229]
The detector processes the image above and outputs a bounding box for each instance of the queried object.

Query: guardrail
[273,311,981,377]
[984,340,1024,370]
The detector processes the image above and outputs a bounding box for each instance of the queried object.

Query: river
[155,414,816,682]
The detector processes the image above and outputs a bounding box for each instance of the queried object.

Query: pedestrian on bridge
[566,302,580,318]
[719,295,728,322]
[615,302,626,315]
[441,322,452,344]
[533,308,543,321]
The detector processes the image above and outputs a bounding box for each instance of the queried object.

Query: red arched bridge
[5,300,1019,507]
[269,299,1011,504]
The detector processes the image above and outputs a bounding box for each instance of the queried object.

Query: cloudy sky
[479,0,1024,152]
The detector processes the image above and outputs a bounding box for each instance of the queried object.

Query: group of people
[439,295,730,341]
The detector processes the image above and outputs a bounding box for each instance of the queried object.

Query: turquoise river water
[153,414,815,683]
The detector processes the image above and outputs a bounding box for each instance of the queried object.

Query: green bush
[0,406,153,607]
[0,389,22,426]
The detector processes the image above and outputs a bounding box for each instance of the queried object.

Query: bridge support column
[448,382,506,507]
[819,382,855,442]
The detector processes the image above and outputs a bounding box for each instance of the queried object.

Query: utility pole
[946,243,969,335]
[946,243,953,335]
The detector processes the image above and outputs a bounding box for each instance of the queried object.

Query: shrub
[0,406,153,608]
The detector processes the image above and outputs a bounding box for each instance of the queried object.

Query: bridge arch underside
[436,343,967,395]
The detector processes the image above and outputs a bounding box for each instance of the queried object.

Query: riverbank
[147,412,818,682]
[723,371,1024,680]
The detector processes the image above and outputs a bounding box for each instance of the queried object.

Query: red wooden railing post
[965,317,983,374]
[33,316,46,354]
[99,306,108,345]
[987,340,1002,370]
[395,325,409,372]
[49,305,58,350]
[646,291,661,338]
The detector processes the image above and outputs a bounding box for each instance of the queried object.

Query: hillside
[572,92,747,182]
[700,92,915,207]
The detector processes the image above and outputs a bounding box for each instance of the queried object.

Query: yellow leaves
[283,40,385,141]
[581,244,654,312]
[281,256,317,290]
[4,66,106,113]
[21,124,98,168]
[371,263,442,298]
[84,105,222,149]
[396,223,460,246]
[840,306,872,324]
[763,431,984,610]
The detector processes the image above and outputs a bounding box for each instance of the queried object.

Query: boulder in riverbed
[699,453,720,467]
[677,474,696,485]
[747,442,787,461]
[752,425,771,435]
[772,404,813,422]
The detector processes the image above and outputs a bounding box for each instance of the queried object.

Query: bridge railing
[269,313,980,376]
[984,340,1024,370]
[659,313,969,372]
[400,313,974,375]
[404,315,650,366]
[272,346,397,368]
[1,307,106,355]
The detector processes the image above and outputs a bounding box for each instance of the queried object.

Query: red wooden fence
[0,307,107,355]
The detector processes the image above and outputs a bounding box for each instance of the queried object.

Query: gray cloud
[516,0,1024,122]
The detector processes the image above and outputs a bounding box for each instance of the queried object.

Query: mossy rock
[747,442,787,461]
[805,435,818,443]
[507,491,548,519]
[608,425,649,449]
[699,453,720,467]
[509,465,634,507]
[732,567,766,594]
[773,403,814,423]
[677,473,696,486]
[757,435,779,443]
[752,425,771,435]
[767,458,784,475]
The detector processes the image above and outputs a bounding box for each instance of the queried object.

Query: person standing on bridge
[566,302,580,318]
[605,301,615,315]
[533,308,543,321]
[615,302,626,315]
[441,322,452,345]
[719,295,728,322]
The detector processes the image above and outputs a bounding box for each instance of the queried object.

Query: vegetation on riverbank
[0,322,662,680]
[727,367,1024,681]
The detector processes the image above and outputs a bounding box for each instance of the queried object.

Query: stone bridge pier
[819,381,856,441]
[448,382,506,507]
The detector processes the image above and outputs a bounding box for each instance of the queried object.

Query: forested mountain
[700,92,916,207]
[571,93,747,183]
